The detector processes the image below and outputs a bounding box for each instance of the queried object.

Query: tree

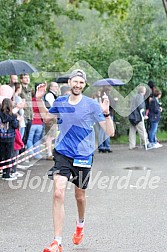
[0,0,83,69]
[68,0,167,131]
[68,0,131,18]
[162,0,167,16]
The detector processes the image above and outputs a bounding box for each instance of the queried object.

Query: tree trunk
[162,0,167,16]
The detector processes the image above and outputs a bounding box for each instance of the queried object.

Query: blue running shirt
[49,95,105,159]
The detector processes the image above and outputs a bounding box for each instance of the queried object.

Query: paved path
[1,144,167,252]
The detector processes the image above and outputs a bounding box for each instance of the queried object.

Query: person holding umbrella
[36,69,115,252]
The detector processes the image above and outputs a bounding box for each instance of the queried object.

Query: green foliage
[0,0,84,66]
[111,130,167,144]
[0,0,167,134]
[69,0,131,19]
[69,0,167,130]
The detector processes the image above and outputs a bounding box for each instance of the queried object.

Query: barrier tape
[0,144,48,170]
[0,143,47,165]
[0,126,58,170]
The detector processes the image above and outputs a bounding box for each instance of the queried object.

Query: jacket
[20,85,33,120]
[129,93,145,126]
[0,111,19,142]
[148,97,161,123]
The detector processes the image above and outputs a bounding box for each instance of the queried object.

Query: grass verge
[110,131,167,144]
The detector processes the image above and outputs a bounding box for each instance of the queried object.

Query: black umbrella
[92,78,125,87]
[56,75,70,84]
[0,59,37,76]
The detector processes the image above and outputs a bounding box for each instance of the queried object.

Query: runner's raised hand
[36,82,47,100]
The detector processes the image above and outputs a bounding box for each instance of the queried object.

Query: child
[0,98,19,180]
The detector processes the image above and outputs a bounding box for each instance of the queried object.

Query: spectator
[19,73,33,167]
[44,82,59,108]
[27,85,44,159]
[0,84,14,104]
[44,82,59,160]
[145,80,157,132]
[97,86,115,153]
[0,98,19,180]
[11,128,24,178]
[148,89,162,148]
[60,85,71,96]
[129,85,151,150]
[20,73,33,146]
[9,75,18,88]
[14,82,26,138]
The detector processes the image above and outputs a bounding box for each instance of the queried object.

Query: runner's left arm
[36,83,57,123]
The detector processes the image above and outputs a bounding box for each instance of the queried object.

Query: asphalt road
[1,144,167,252]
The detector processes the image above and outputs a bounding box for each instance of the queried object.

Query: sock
[77,218,85,228]
[54,236,62,246]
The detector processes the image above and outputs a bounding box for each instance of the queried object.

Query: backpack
[0,112,19,141]
[0,118,9,135]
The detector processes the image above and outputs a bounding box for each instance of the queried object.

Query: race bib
[73,156,93,168]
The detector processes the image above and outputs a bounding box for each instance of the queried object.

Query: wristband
[103,113,110,117]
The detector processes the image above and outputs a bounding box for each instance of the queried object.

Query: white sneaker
[17,164,30,170]
[154,143,163,148]
[11,171,24,178]
[2,176,17,181]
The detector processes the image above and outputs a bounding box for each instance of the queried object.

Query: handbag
[14,128,24,150]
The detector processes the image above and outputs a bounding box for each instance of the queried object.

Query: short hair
[60,85,71,95]
[148,80,155,89]
[20,73,29,79]
[49,82,58,90]
[138,85,146,94]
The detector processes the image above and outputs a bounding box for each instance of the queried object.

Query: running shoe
[43,240,62,252]
[72,225,84,245]
[11,171,24,178]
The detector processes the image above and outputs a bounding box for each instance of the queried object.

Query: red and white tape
[0,143,47,165]
[0,143,48,170]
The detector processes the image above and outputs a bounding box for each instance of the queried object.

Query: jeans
[20,127,25,139]
[149,121,158,144]
[27,124,43,158]
[98,127,110,150]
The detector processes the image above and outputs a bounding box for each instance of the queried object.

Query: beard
[71,86,82,96]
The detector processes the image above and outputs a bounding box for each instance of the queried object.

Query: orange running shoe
[72,226,84,245]
[43,240,62,252]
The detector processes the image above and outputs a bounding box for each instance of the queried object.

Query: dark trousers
[23,119,32,146]
[19,119,32,154]
[0,140,14,178]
